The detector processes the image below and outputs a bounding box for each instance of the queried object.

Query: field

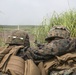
[0,10,76,47]
[0,25,38,47]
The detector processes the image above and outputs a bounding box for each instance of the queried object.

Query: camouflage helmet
[45,25,70,41]
[6,30,30,47]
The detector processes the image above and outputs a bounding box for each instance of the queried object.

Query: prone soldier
[31,25,76,75]
[0,30,33,75]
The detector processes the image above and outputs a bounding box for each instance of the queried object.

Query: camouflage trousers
[49,68,76,75]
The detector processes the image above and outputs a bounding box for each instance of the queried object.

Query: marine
[0,25,76,75]
[6,30,30,59]
[0,30,35,75]
[31,25,76,75]
[31,26,76,61]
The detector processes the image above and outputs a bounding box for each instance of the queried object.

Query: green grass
[33,10,76,43]
[0,10,76,46]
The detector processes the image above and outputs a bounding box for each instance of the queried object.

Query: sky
[0,0,76,25]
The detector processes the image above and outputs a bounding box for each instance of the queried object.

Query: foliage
[0,10,76,46]
[34,10,76,43]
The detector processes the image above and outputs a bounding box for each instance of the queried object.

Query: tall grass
[33,10,76,43]
[32,24,50,43]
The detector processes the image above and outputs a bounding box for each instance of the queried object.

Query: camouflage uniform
[6,30,31,60]
[31,26,76,75]
[32,26,76,61]
[0,30,32,75]
[34,39,75,59]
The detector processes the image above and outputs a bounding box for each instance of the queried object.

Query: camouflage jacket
[16,46,36,61]
[31,38,76,62]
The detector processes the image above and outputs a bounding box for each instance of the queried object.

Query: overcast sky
[0,0,76,25]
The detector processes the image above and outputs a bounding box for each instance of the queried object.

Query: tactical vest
[38,53,76,75]
[0,45,24,74]
[0,46,41,75]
